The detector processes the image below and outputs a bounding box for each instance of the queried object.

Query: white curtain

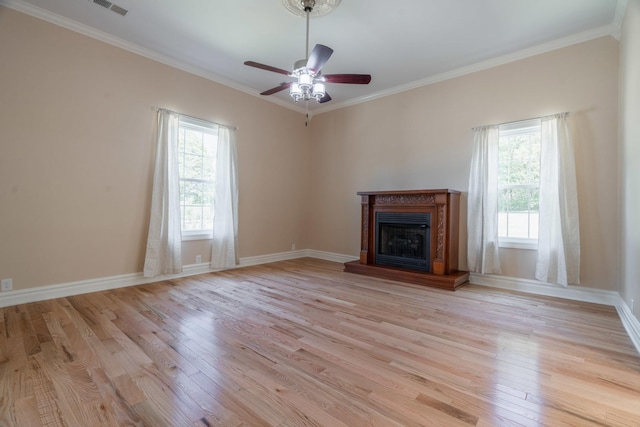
[210,126,239,269]
[143,109,182,277]
[467,125,502,274]
[535,113,580,286]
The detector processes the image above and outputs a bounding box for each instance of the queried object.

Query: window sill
[499,239,537,250]
[182,232,213,242]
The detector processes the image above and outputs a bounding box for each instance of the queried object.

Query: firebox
[375,212,430,272]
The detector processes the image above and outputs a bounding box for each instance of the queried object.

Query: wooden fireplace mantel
[344,189,469,290]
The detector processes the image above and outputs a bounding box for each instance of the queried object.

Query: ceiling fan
[244,0,371,104]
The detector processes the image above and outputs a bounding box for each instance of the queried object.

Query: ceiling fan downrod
[302,0,315,59]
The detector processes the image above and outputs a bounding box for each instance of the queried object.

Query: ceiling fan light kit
[290,73,327,103]
[288,43,333,103]
[244,0,371,105]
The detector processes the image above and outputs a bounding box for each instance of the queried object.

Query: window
[178,116,218,240]
[497,119,541,249]
[468,113,579,283]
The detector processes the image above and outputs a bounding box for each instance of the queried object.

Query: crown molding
[612,0,630,40]
[0,0,623,118]
[314,24,621,115]
[0,0,306,115]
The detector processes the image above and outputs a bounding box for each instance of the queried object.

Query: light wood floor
[1,258,640,426]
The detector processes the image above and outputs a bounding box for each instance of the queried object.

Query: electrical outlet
[1,278,13,292]
[291,243,296,251]
[195,255,202,264]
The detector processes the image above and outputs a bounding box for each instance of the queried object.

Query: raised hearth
[344,189,469,290]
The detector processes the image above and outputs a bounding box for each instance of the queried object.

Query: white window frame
[178,116,218,241]
[497,119,541,250]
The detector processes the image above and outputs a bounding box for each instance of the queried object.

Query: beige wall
[0,7,310,291]
[620,0,640,319]
[309,36,620,291]
[0,6,623,297]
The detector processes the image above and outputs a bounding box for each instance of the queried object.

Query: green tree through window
[498,119,541,242]
[178,117,217,236]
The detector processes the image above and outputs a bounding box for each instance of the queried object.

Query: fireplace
[375,212,430,272]
[344,189,469,290]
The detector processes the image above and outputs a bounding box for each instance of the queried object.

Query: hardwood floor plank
[25,352,65,427]
[89,368,146,426]
[189,371,273,426]
[131,373,196,426]
[13,396,42,427]
[165,366,246,427]
[1,307,32,425]
[24,302,53,348]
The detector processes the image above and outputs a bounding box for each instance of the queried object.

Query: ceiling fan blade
[306,44,333,74]
[244,61,291,76]
[260,82,292,96]
[323,74,372,84]
[319,92,332,104]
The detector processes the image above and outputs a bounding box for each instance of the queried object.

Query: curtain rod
[151,106,238,130]
[472,112,571,130]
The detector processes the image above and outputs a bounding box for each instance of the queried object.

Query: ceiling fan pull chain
[305,103,309,126]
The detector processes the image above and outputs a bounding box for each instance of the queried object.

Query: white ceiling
[1,0,625,114]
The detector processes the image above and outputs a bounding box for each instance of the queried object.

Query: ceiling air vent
[109,4,128,16]
[91,0,128,17]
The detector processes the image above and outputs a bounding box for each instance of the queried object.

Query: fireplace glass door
[375,212,430,272]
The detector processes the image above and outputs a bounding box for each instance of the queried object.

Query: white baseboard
[306,249,359,264]
[0,251,305,308]
[1,251,638,356]
[0,263,223,309]
[470,272,640,355]
[0,253,621,308]
[0,271,144,309]
[469,273,619,306]
[164,250,357,275]
[238,249,309,267]
[615,296,640,355]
